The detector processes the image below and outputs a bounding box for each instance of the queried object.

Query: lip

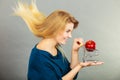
[62,38,67,43]
[65,38,68,41]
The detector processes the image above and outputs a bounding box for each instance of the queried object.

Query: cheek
[63,32,68,37]
[56,35,66,44]
[58,32,66,39]
[55,33,63,41]
[58,35,66,41]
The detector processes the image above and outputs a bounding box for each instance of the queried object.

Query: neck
[37,38,58,56]
[42,38,57,48]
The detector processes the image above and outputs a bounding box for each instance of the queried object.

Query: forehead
[65,23,74,30]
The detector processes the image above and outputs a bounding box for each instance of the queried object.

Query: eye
[66,30,71,33]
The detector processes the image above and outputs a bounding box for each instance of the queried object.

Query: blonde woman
[14,1,103,80]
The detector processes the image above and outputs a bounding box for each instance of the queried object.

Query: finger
[94,61,104,64]
[96,62,104,65]
[91,62,104,66]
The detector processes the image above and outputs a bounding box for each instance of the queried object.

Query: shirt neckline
[34,44,61,59]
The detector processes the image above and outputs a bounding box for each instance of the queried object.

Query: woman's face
[55,23,74,45]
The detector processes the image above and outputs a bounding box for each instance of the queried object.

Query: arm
[62,38,84,80]
[62,61,104,80]
[62,64,82,80]
[63,38,104,80]
[70,38,84,68]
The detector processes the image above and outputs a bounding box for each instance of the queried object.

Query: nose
[68,33,72,38]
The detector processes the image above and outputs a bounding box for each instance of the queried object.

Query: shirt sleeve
[28,62,62,80]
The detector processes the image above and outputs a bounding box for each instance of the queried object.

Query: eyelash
[66,30,70,33]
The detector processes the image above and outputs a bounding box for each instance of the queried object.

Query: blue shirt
[27,45,77,80]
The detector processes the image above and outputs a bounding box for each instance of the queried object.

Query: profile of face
[55,22,74,45]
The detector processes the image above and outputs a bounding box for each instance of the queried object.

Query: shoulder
[29,45,49,62]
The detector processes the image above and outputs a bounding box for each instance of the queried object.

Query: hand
[80,61,104,68]
[72,38,84,52]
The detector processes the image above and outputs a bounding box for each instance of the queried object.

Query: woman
[14,1,103,80]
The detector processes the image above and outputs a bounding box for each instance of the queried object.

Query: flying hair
[13,0,46,37]
[13,0,79,38]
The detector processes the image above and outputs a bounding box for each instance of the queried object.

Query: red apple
[85,40,96,52]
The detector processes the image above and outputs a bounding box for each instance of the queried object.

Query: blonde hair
[14,1,79,38]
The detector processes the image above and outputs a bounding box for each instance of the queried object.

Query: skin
[37,22,104,80]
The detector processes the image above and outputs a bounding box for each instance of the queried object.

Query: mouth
[64,38,69,42]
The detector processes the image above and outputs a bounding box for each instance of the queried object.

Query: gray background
[0,0,120,80]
